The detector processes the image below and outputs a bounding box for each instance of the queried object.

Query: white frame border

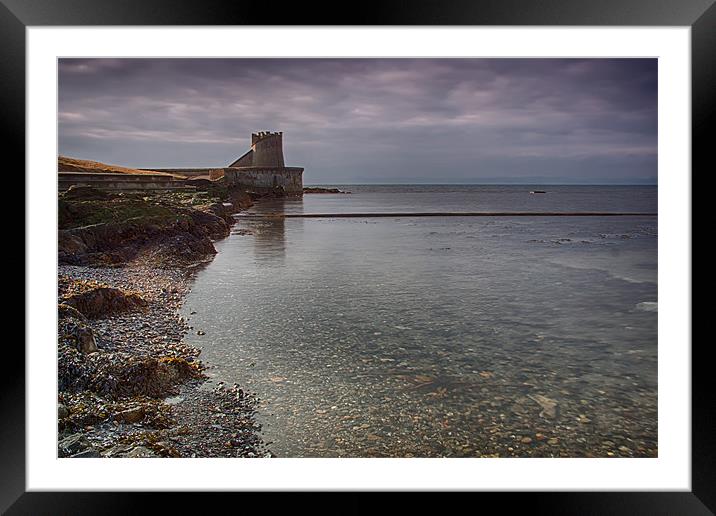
[27,26,690,491]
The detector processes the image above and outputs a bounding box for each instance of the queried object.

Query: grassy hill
[58,156,180,177]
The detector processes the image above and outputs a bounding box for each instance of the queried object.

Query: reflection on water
[250,196,305,215]
[251,218,286,263]
[185,187,657,458]
[241,198,303,264]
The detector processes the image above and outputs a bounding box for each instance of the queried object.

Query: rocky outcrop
[226,186,254,214]
[57,280,200,397]
[303,187,350,194]
[245,185,288,200]
[57,196,234,267]
[106,357,199,398]
[59,349,200,400]
[60,278,147,319]
[57,173,259,266]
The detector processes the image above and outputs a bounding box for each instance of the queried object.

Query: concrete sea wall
[224,167,303,195]
[140,168,230,179]
[58,172,195,192]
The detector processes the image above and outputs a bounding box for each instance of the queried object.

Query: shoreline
[57,185,276,458]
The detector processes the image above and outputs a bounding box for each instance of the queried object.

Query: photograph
[56,57,658,459]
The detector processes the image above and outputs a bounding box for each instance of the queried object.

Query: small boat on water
[530,190,547,194]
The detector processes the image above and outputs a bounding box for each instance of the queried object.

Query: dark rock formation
[58,349,200,399]
[227,187,255,211]
[57,195,235,267]
[303,187,350,194]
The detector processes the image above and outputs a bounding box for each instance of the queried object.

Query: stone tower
[224,131,304,195]
[230,131,285,168]
[252,131,285,167]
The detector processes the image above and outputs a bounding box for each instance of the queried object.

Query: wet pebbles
[57,264,269,458]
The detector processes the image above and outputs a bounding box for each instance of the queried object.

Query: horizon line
[304,182,658,186]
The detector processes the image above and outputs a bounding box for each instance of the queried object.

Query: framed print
[6,0,710,512]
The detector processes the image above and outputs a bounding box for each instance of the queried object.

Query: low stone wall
[132,165,304,194]
[59,172,195,192]
[140,168,232,179]
[224,167,303,195]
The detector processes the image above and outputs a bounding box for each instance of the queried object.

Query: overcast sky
[58,58,657,184]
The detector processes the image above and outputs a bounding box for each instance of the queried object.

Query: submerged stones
[527,394,559,420]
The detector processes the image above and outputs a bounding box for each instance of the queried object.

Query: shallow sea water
[182,185,657,457]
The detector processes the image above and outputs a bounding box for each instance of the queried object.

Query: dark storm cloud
[58,58,657,184]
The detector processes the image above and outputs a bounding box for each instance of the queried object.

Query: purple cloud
[58,58,657,184]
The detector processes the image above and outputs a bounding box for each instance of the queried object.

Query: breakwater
[238,211,658,219]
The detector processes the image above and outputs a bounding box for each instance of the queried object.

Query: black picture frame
[5,0,710,513]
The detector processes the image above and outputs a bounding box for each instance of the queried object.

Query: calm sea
[182,185,658,457]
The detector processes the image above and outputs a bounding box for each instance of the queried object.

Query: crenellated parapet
[251,131,283,146]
